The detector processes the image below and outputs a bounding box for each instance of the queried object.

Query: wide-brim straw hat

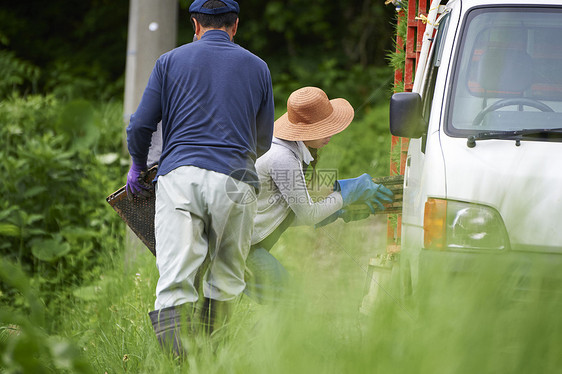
[274,86,354,141]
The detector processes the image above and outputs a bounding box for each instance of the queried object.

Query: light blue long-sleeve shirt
[252,138,343,244]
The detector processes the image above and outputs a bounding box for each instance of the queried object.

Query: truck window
[446,7,562,137]
[422,12,450,123]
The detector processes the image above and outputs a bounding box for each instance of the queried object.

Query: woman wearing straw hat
[244,86,393,303]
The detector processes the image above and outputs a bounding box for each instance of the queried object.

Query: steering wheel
[472,98,554,126]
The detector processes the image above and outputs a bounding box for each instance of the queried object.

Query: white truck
[388,0,562,304]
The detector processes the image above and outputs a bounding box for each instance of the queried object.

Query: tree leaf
[0,222,20,237]
[22,186,48,198]
[60,227,97,242]
[31,237,71,262]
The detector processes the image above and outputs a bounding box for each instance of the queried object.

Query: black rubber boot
[149,303,194,357]
[199,298,232,336]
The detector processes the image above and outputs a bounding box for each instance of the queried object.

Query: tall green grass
[58,217,391,373]
[52,217,562,374]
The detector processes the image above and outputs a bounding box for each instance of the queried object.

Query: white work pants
[154,166,257,309]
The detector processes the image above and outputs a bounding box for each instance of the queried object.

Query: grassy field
[60,215,561,374]
[66,216,391,373]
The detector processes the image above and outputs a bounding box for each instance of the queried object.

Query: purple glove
[126,162,152,200]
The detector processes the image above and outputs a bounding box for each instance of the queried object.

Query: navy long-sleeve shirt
[127,30,274,189]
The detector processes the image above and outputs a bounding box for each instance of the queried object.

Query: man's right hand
[126,162,153,200]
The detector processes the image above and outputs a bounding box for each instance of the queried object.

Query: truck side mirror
[389,92,427,138]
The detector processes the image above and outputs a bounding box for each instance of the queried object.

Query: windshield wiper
[467,128,562,148]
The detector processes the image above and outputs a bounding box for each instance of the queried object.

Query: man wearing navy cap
[126,0,274,356]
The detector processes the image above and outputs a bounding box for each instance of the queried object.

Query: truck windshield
[448,7,562,139]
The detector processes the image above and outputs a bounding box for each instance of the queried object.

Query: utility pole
[123,0,178,262]
[124,0,178,130]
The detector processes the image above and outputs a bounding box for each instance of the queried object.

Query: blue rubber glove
[126,162,152,200]
[335,174,394,212]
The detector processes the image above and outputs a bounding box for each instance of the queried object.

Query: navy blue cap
[189,0,239,15]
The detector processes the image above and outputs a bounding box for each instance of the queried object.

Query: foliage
[260,0,392,66]
[0,1,396,103]
[0,1,129,101]
[0,260,94,373]
[387,2,408,93]
[0,51,40,98]
[178,0,396,67]
[231,0,396,108]
[316,103,392,180]
[272,60,394,116]
[0,95,126,310]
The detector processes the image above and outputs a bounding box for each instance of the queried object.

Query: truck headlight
[424,198,510,251]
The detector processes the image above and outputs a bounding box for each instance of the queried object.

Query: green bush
[271,61,394,113]
[0,260,94,373]
[0,50,40,98]
[0,95,126,309]
[316,103,392,179]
